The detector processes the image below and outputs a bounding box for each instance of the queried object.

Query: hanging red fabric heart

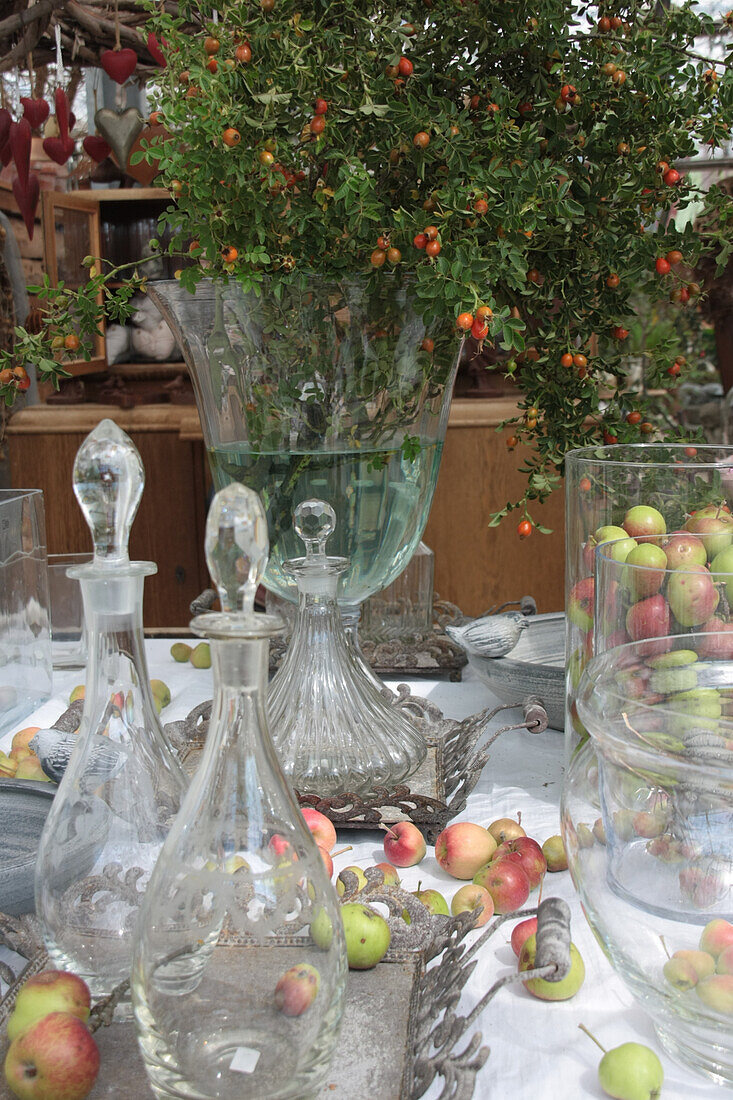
[12,172,40,240]
[43,135,76,165]
[82,134,111,163]
[54,87,70,141]
[21,97,50,130]
[10,118,31,187]
[147,33,166,68]
[0,108,13,149]
[100,48,138,85]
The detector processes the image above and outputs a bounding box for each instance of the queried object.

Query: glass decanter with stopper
[268,500,426,795]
[132,483,347,1100]
[34,419,188,1001]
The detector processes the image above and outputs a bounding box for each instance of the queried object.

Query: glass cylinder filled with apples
[564,632,733,1085]
[565,444,733,755]
[595,529,733,667]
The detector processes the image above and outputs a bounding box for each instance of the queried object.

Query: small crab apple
[472,858,530,913]
[451,884,494,926]
[382,822,426,867]
[542,835,568,872]
[519,935,585,1000]
[493,837,546,889]
[700,919,733,959]
[301,807,337,852]
[274,963,320,1016]
[373,862,400,885]
[336,865,368,896]
[434,821,497,879]
[511,916,538,957]
[487,815,526,846]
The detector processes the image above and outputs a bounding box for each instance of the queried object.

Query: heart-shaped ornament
[0,108,10,149]
[147,33,166,68]
[54,88,70,140]
[100,48,138,85]
[94,107,144,173]
[21,97,50,130]
[83,134,111,163]
[43,134,75,165]
[12,172,40,239]
[10,118,31,187]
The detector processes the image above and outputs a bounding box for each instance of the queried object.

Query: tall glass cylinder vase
[565,444,733,758]
[150,277,460,793]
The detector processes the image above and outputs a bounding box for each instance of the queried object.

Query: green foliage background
[3,0,733,525]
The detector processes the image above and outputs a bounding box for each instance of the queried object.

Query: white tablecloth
[3,641,721,1099]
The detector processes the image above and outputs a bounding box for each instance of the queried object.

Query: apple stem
[537,874,544,906]
[516,811,522,826]
[659,934,671,960]
[578,1023,607,1053]
[380,823,398,841]
[331,845,353,858]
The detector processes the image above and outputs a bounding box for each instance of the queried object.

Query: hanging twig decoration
[0,1,192,76]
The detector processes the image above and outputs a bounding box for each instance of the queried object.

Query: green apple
[649,666,698,694]
[518,934,585,1000]
[310,907,334,950]
[598,1041,664,1100]
[413,886,450,916]
[623,505,666,540]
[341,903,391,969]
[594,524,630,545]
[622,543,668,601]
[190,642,211,668]
[170,642,192,662]
[336,865,368,897]
[711,545,733,602]
[149,679,171,709]
[647,649,698,669]
[542,835,568,871]
[668,564,720,627]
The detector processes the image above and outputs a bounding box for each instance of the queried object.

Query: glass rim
[577,633,733,772]
[148,271,416,298]
[565,443,733,469]
[0,488,43,499]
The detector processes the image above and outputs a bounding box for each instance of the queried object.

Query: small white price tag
[230,1046,261,1075]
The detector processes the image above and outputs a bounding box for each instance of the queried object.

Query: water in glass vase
[208,441,442,605]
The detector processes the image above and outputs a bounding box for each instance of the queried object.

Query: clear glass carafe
[34,420,188,1000]
[269,500,426,794]
[132,484,347,1100]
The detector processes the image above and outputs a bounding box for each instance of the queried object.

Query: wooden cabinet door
[41,192,106,376]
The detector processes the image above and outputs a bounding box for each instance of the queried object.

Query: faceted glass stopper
[205,483,269,614]
[294,500,336,562]
[72,418,144,566]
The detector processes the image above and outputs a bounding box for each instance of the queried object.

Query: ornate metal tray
[0,890,573,1100]
[165,689,549,845]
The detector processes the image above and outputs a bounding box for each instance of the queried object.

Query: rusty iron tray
[166,689,549,845]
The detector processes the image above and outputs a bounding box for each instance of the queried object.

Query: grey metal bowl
[0,778,56,917]
[462,612,565,730]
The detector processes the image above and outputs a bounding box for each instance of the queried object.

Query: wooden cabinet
[40,188,190,403]
[7,398,566,627]
[7,405,209,629]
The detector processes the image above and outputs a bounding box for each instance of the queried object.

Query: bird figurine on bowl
[445,610,529,658]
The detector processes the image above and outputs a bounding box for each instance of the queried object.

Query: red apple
[696,974,733,1014]
[373,862,400,885]
[472,858,530,913]
[318,845,334,877]
[568,576,595,633]
[698,619,733,659]
[493,836,546,890]
[685,513,733,559]
[510,916,538,957]
[7,971,91,1043]
[274,963,320,1016]
[623,504,666,541]
[668,564,719,627]
[451,884,494,926]
[625,594,670,641]
[663,532,707,570]
[716,945,733,975]
[382,822,426,867]
[301,808,337,852]
[4,1013,99,1100]
[435,822,497,880]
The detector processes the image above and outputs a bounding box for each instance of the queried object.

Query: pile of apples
[302,807,587,1000]
[0,728,50,784]
[570,501,733,656]
[3,970,99,1100]
[663,917,733,1015]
